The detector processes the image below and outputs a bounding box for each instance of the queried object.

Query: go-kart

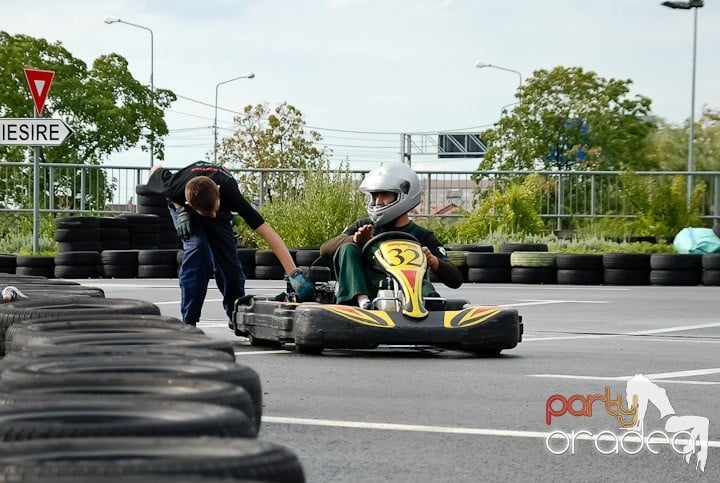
[231,232,523,355]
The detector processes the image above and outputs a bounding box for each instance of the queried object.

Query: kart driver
[320,163,463,309]
[147,160,314,325]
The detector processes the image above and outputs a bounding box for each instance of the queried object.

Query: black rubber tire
[138,249,180,265]
[101,250,139,265]
[498,243,548,253]
[102,264,138,278]
[649,269,701,286]
[467,267,511,283]
[0,375,256,436]
[702,254,720,270]
[650,254,702,270]
[57,240,102,252]
[0,345,234,371]
[465,252,511,268]
[446,244,494,253]
[5,332,235,359]
[602,253,651,270]
[54,228,100,242]
[121,214,161,224]
[101,239,131,251]
[510,267,556,284]
[0,356,262,434]
[254,265,285,280]
[555,254,604,270]
[53,265,100,279]
[15,255,55,268]
[0,398,253,440]
[602,268,650,285]
[14,266,54,278]
[0,437,304,482]
[255,250,282,266]
[296,344,323,355]
[295,249,321,266]
[137,265,178,278]
[54,216,100,229]
[99,217,129,229]
[556,269,604,285]
[5,314,200,353]
[702,269,720,286]
[100,227,130,240]
[0,285,104,299]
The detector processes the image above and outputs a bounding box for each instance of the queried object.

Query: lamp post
[661,1,703,206]
[475,61,523,89]
[104,16,155,168]
[214,73,255,164]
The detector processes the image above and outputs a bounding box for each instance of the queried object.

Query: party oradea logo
[544,374,709,472]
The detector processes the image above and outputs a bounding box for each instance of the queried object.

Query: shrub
[236,164,366,248]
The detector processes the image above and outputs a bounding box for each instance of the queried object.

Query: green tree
[216,102,331,202]
[643,108,720,171]
[477,66,655,172]
[0,32,175,210]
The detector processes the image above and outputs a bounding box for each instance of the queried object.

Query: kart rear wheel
[467,347,503,357]
[295,344,323,355]
[248,335,282,348]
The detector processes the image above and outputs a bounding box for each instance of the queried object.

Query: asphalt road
[89,278,720,482]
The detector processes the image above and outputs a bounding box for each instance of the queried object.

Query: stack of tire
[0,255,16,275]
[254,250,293,280]
[136,184,181,250]
[120,214,160,250]
[0,275,305,481]
[555,254,604,285]
[497,243,553,284]
[14,255,54,278]
[444,247,470,283]
[53,251,101,279]
[649,254,702,286]
[54,216,102,253]
[702,254,720,286]
[466,252,511,283]
[602,253,651,285]
[99,216,130,251]
[138,249,180,279]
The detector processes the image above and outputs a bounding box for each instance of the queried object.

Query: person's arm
[319,220,369,258]
[254,222,297,275]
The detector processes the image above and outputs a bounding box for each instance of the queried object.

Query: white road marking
[262,416,720,447]
[234,350,290,356]
[509,299,609,307]
[524,322,720,342]
[529,367,720,385]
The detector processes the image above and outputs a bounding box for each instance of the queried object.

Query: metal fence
[1,162,719,228]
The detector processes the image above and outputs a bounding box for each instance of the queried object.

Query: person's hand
[422,246,439,271]
[176,206,193,241]
[287,268,315,301]
[353,224,374,246]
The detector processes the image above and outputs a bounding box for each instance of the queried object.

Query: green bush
[236,165,366,249]
[0,214,57,254]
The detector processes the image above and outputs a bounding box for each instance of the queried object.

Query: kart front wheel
[295,344,323,355]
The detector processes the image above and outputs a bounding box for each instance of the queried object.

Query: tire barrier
[0,275,306,482]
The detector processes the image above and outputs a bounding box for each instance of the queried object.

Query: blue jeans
[170,206,245,324]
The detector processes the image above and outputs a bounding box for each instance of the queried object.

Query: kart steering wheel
[361,231,420,258]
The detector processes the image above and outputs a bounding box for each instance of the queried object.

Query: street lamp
[661,0,703,205]
[475,61,523,88]
[104,16,155,168]
[214,73,255,164]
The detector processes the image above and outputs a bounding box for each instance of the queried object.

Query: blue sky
[3,0,720,171]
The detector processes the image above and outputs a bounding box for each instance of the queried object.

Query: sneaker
[2,286,27,302]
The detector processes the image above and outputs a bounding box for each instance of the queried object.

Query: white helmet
[359,163,421,226]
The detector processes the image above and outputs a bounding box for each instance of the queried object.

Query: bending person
[147,160,313,325]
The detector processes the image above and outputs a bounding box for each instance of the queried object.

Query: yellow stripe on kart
[322,305,396,328]
[444,307,501,329]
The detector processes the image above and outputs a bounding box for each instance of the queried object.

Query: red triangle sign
[23,68,55,116]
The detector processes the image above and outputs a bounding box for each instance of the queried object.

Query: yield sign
[23,68,55,116]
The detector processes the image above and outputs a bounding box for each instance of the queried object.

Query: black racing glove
[176,206,193,241]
